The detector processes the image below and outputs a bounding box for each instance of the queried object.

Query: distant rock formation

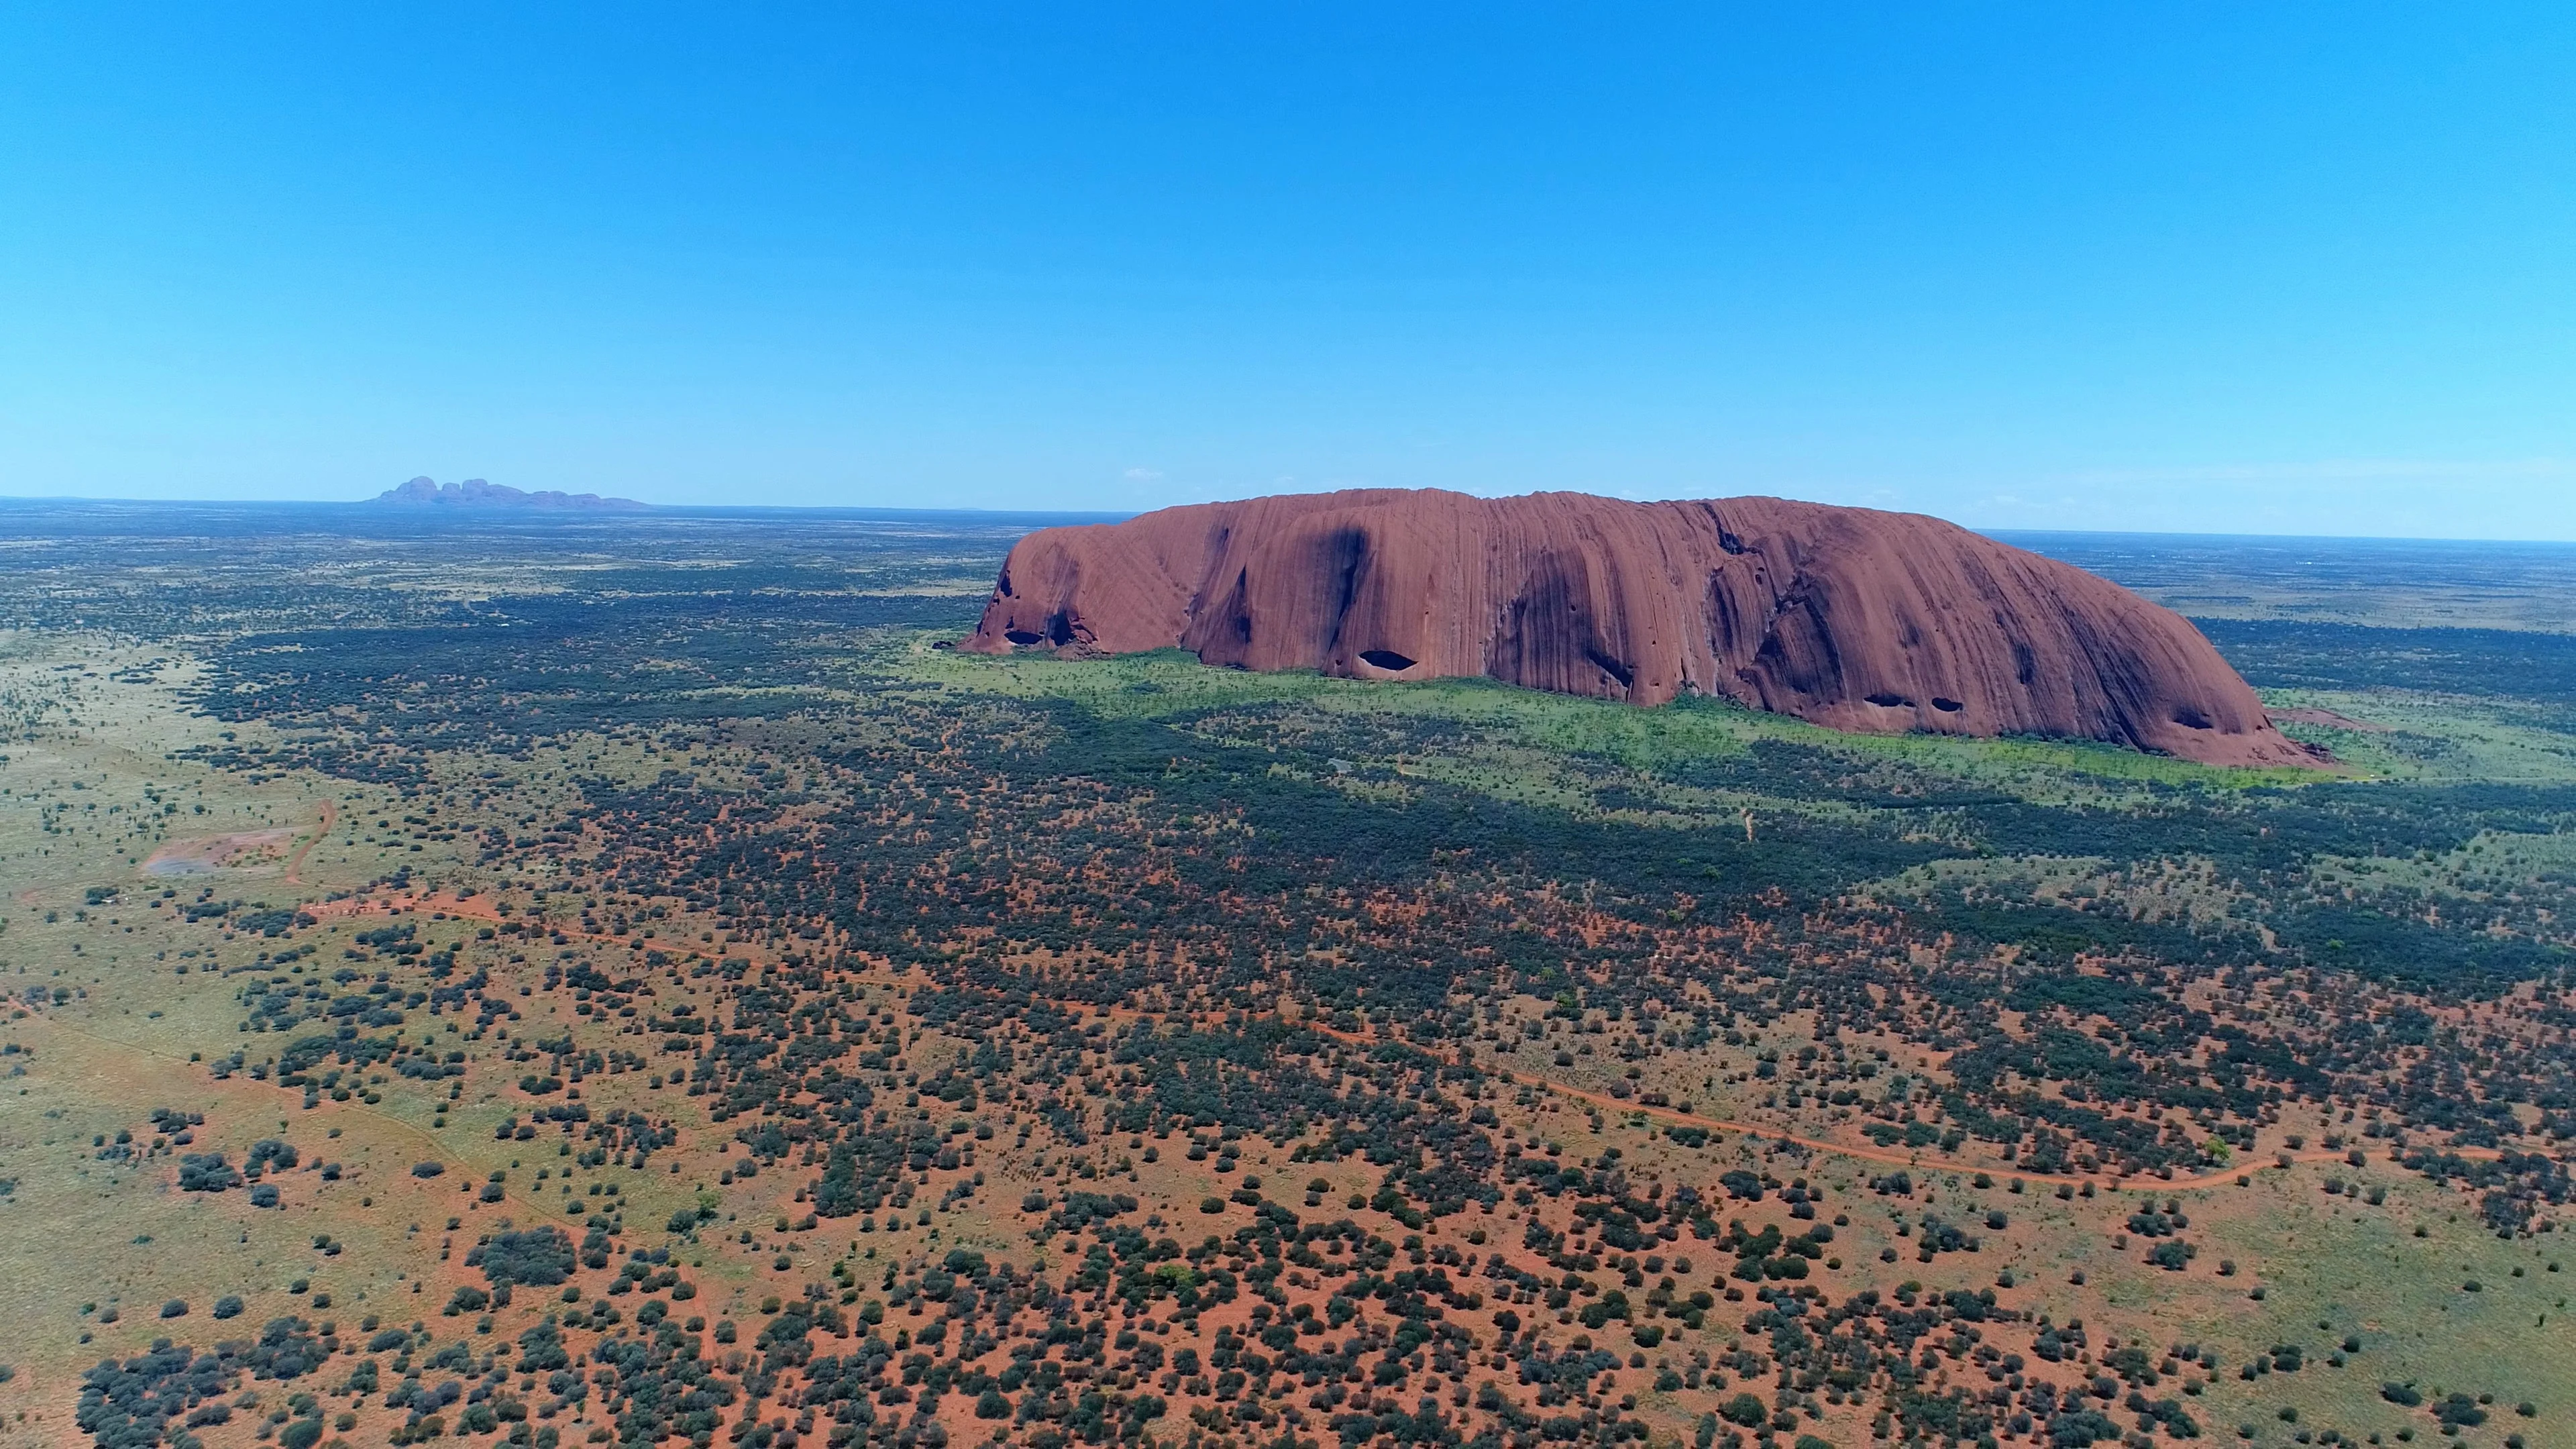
[375,477,648,511]
[961,488,2320,768]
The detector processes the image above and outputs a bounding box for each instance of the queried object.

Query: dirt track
[282,797,335,884]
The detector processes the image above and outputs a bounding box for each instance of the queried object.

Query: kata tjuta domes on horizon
[961,488,2320,769]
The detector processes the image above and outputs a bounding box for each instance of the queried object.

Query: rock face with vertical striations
[961,488,2318,767]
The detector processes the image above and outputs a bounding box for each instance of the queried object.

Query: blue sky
[4,5,2573,537]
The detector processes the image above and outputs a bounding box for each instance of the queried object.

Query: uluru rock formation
[961,489,2318,768]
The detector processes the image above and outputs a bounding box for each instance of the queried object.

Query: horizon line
[7,490,2576,548]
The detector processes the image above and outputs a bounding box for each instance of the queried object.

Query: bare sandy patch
[140,827,296,876]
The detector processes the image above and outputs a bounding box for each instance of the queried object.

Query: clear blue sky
[5,5,2573,537]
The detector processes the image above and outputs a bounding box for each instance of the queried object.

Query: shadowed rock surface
[963,488,2318,767]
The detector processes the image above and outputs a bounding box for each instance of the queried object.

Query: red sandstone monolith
[961,489,2316,768]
